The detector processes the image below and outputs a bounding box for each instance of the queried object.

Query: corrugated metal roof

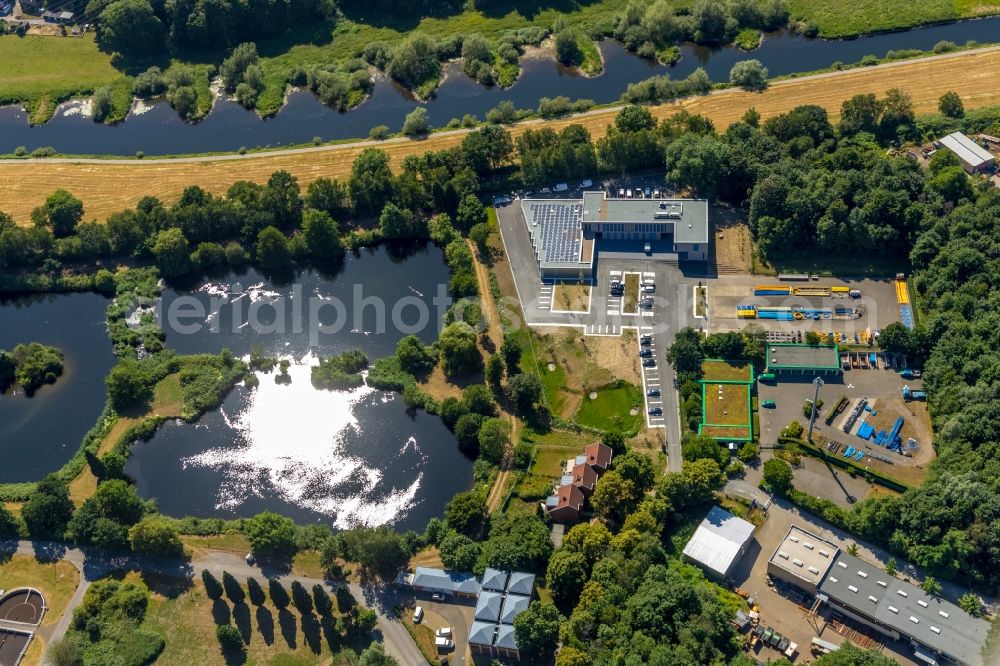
[939,132,994,168]
[681,506,755,577]
[819,552,990,666]
[499,594,531,624]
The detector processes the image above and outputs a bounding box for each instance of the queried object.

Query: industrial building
[468,569,536,661]
[681,506,756,580]
[765,343,842,376]
[938,132,996,174]
[767,527,990,666]
[520,192,709,280]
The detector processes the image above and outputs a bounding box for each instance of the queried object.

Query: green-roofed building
[765,343,842,376]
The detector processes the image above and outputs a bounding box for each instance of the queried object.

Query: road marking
[641,311,654,317]
[643,272,656,277]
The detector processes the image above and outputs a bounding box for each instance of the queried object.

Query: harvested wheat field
[3,47,1000,224]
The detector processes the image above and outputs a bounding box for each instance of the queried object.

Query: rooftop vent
[877,581,888,588]
[793,559,804,567]
[918,600,928,608]
[868,596,878,603]
[819,549,831,558]
[889,606,899,614]
[808,567,820,575]
[803,542,814,550]
[857,571,868,579]
[778,551,789,560]
[829,577,839,583]
[939,611,950,618]
[848,585,859,593]
[837,562,848,569]
[897,590,908,597]
[931,626,941,634]
[910,616,919,624]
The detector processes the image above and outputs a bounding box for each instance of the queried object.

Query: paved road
[3,540,425,666]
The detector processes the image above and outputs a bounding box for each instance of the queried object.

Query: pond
[125,244,474,532]
[1,16,997,156]
[0,291,115,482]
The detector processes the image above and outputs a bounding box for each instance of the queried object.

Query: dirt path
[4,46,1000,223]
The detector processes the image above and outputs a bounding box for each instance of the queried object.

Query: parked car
[639,349,653,358]
[554,182,569,192]
[436,627,453,638]
[640,335,653,345]
[639,298,654,308]
[900,369,921,379]
[761,400,776,408]
[431,593,445,601]
[644,187,651,197]
[647,388,660,397]
[626,189,633,198]
[494,195,512,206]
[434,637,454,650]
[617,188,625,197]
[579,179,593,188]
[642,358,657,367]
[648,407,663,416]
[641,285,655,293]
[413,606,424,623]
[245,553,256,566]
[610,279,623,288]
[644,242,652,254]
[539,186,551,194]
[653,189,661,198]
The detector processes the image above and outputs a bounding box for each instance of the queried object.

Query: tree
[762,458,793,495]
[215,624,244,655]
[97,0,164,56]
[350,148,394,214]
[358,643,398,666]
[301,209,343,261]
[616,105,657,133]
[340,526,411,580]
[462,384,496,416]
[396,335,436,375]
[247,577,266,605]
[439,531,480,570]
[46,634,84,666]
[244,511,297,558]
[730,59,768,91]
[938,91,964,118]
[439,322,481,377]
[222,571,246,604]
[105,360,153,411]
[682,433,729,467]
[958,592,981,617]
[291,580,313,614]
[444,491,487,536]
[268,579,290,608]
[151,228,192,277]
[513,601,562,658]
[884,557,896,576]
[930,166,973,203]
[839,93,880,135]
[469,222,491,254]
[379,202,417,239]
[554,28,581,65]
[591,470,637,522]
[22,474,74,538]
[813,643,900,666]
[312,584,333,616]
[128,515,183,557]
[454,413,484,457]
[666,327,704,377]
[692,0,735,43]
[202,570,224,600]
[305,178,352,220]
[0,504,19,537]
[461,124,513,174]
[506,372,543,414]
[485,353,504,387]
[455,194,487,232]
[546,549,588,609]
[478,417,511,463]
[32,190,84,238]
[921,575,942,597]
[401,107,430,136]
[256,226,292,270]
[556,647,591,666]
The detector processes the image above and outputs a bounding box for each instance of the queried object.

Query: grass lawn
[788,0,1000,38]
[623,273,640,314]
[552,282,590,312]
[575,382,644,434]
[701,382,752,441]
[701,360,753,383]
[139,574,369,666]
[0,554,79,665]
[0,34,127,124]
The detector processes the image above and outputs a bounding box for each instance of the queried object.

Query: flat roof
[582,193,709,244]
[682,506,755,577]
[939,131,994,168]
[768,526,839,588]
[819,552,990,666]
[766,343,841,371]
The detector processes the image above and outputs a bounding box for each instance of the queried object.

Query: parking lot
[410,593,475,665]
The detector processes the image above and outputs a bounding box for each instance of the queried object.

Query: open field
[702,383,752,427]
[0,34,126,124]
[4,46,1000,223]
[0,556,80,666]
[552,283,590,312]
[789,0,1000,38]
[575,382,644,433]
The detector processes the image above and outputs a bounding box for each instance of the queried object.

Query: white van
[579,179,593,188]
[435,637,454,650]
[553,183,569,192]
[412,606,424,623]
[436,627,453,638]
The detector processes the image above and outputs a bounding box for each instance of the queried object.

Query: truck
[902,386,926,401]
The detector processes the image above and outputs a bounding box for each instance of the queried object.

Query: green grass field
[0,34,128,123]
[789,0,1000,38]
[575,381,644,434]
[701,360,753,383]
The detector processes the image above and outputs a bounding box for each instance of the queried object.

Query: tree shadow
[220,645,248,666]
[212,599,232,626]
[301,613,323,654]
[233,602,253,643]
[31,541,66,564]
[278,608,298,648]
[321,615,341,651]
[255,606,275,645]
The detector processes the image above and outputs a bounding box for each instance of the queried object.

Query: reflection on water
[127,249,472,531]
[182,358,422,528]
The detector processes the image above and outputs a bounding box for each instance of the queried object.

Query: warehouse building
[765,343,842,377]
[938,132,995,174]
[768,527,990,666]
[520,192,709,280]
[681,506,756,581]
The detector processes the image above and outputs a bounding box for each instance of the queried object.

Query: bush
[216,624,244,654]
[729,59,768,91]
[369,124,390,140]
[402,106,430,136]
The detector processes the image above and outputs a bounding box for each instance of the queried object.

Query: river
[0,291,115,482]
[124,244,473,532]
[1,17,998,156]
